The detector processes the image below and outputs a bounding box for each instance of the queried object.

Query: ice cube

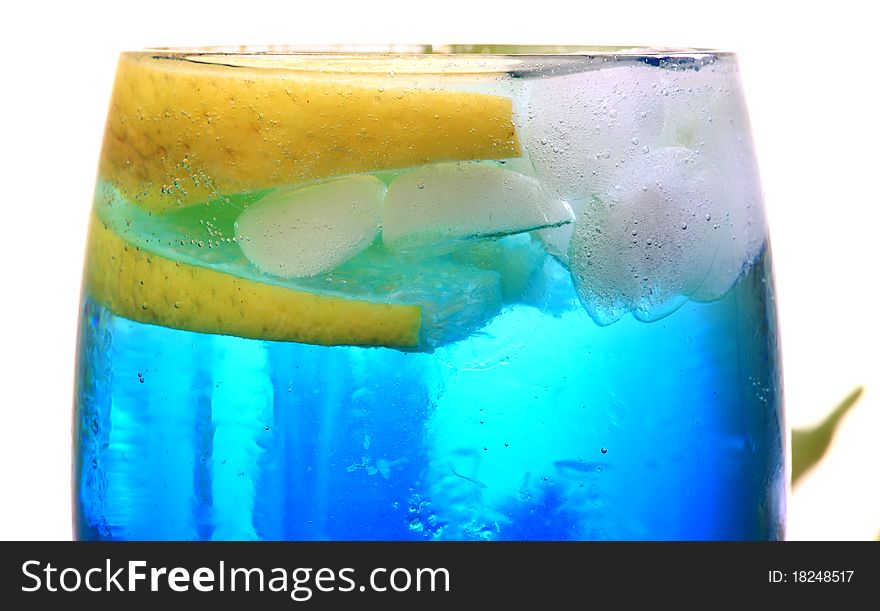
[658,62,767,301]
[532,197,592,266]
[295,244,504,349]
[382,162,573,251]
[234,176,384,278]
[524,62,666,202]
[569,146,728,325]
[450,234,546,303]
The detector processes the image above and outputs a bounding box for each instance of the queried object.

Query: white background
[1,0,877,540]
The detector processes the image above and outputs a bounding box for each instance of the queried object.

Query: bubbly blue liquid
[74,251,784,540]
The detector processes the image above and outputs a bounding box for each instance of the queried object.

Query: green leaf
[791,386,863,486]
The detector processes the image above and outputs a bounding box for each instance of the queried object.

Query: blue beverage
[75,246,782,540]
[75,47,784,540]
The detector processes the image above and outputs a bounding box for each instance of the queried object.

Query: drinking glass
[74,45,785,540]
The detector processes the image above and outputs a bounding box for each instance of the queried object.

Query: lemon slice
[84,214,422,347]
[100,53,521,212]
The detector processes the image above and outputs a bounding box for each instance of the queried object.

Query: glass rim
[138,44,732,57]
[128,45,733,75]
